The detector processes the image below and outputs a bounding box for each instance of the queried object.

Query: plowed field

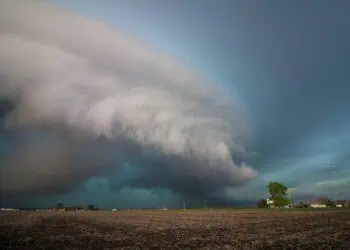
[1,209,350,249]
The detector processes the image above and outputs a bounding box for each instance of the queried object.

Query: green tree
[268,182,288,197]
[326,199,336,207]
[268,182,291,208]
[56,202,64,210]
[87,204,98,211]
[273,196,291,208]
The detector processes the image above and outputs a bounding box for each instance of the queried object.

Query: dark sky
[0,0,349,208]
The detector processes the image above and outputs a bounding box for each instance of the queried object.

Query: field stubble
[1,209,350,249]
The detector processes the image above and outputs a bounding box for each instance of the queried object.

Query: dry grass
[1,209,350,249]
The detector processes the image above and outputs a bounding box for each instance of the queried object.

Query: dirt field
[1,209,350,249]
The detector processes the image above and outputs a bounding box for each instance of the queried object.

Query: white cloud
[316,178,350,188]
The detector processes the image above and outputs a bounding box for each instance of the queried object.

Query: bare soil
[1,209,350,249]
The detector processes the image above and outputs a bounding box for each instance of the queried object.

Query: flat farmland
[1,209,350,249]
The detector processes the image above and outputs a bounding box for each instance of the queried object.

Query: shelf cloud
[0,0,256,198]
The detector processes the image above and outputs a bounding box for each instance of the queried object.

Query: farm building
[310,203,326,208]
[0,208,18,211]
[265,199,292,208]
[266,198,274,207]
[306,199,327,208]
[336,200,349,208]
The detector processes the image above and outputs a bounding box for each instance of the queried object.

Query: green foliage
[268,182,291,208]
[56,202,64,209]
[297,201,310,208]
[87,204,98,211]
[326,199,336,208]
[268,182,288,197]
[257,199,268,208]
[273,196,291,208]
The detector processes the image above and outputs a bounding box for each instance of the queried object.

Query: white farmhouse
[310,203,326,208]
[266,198,274,208]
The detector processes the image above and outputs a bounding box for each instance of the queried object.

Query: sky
[0,0,349,208]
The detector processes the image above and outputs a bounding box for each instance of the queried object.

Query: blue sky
[0,0,349,208]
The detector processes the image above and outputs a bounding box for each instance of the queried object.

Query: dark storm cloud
[0,126,115,195]
[109,159,253,199]
[1,0,349,207]
[0,0,256,198]
[0,144,81,195]
[80,0,350,168]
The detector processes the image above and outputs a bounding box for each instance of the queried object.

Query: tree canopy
[56,202,64,209]
[87,204,99,211]
[268,182,291,208]
[268,182,288,197]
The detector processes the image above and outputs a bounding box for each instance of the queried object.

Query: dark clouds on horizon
[1,0,350,208]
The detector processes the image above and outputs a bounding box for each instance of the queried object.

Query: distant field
[1,209,350,249]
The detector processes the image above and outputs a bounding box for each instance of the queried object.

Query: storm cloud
[0,0,256,198]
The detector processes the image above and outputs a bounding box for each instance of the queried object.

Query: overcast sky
[0,0,349,208]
